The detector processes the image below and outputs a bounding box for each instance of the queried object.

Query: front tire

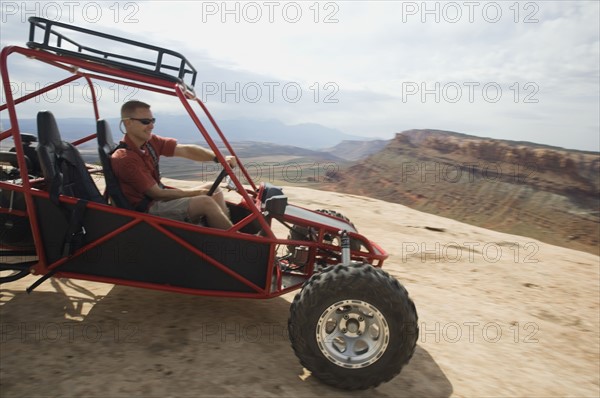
[288,263,418,390]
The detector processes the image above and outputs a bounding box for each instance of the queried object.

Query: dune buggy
[0,18,418,390]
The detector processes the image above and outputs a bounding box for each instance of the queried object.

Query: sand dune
[1,186,598,397]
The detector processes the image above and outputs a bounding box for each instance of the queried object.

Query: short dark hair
[121,100,150,118]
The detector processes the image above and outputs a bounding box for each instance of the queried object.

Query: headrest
[36,111,63,148]
[96,119,115,148]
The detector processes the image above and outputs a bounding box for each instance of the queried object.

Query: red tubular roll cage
[0,18,388,298]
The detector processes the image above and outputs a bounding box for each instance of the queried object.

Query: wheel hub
[316,299,390,369]
[339,313,366,337]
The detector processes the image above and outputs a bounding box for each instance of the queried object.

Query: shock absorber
[341,230,351,266]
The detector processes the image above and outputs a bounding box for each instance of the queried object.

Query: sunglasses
[124,117,156,125]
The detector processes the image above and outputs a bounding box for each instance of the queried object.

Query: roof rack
[26,17,197,92]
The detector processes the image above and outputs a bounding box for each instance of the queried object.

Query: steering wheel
[207,168,228,196]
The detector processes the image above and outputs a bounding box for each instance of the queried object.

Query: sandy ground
[1,186,599,397]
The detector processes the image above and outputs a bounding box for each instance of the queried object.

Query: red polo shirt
[111,134,177,208]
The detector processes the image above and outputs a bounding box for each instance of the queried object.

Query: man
[111,100,236,230]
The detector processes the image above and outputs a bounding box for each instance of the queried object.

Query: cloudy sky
[1,1,598,151]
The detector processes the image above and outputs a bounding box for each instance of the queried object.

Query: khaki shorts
[148,198,190,222]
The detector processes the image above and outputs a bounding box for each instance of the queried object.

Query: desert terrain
[333,130,600,256]
[1,185,599,397]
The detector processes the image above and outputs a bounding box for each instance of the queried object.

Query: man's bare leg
[187,196,232,230]
[197,183,229,216]
[211,188,230,216]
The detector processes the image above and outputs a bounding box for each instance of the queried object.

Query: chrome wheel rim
[316,299,390,368]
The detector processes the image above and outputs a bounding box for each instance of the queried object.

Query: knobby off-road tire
[0,265,31,284]
[288,263,418,390]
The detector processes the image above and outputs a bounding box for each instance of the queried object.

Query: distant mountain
[223,141,345,162]
[9,115,364,150]
[330,129,600,255]
[216,118,365,149]
[323,139,390,161]
[14,117,97,140]
[153,139,349,183]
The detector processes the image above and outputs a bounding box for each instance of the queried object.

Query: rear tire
[288,263,418,390]
[0,263,32,284]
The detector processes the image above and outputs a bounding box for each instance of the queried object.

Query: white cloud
[0,0,598,151]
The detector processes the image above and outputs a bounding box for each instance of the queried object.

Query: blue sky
[1,1,599,151]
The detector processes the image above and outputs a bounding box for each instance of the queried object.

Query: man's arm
[145,183,208,201]
[173,144,214,162]
[174,144,237,168]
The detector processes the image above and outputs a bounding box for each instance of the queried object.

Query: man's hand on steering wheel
[207,156,236,196]
[223,155,237,168]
